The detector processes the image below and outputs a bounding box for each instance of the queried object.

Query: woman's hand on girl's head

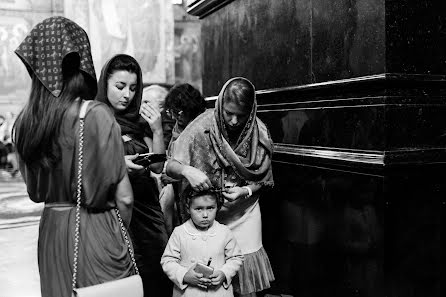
[124,154,144,173]
[183,265,211,289]
[222,186,247,202]
[182,165,212,192]
[140,102,162,133]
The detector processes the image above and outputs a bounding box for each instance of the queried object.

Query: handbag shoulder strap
[71,100,138,292]
[71,100,90,291]
[79,99,90,119]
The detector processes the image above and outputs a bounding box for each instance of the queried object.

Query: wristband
[242,186,252,198]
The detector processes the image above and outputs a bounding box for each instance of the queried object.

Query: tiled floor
[0,223,41,297]
[0,178,41,297]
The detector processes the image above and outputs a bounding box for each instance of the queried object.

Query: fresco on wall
[0,0,33,10]
[0,0,173,115]
[65,0,174,84]
[0,15,32,115]
[174,22,201,90]
[0,0,62,115]
[0,0,63,11]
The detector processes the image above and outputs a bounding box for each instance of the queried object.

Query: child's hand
[183,265,212,289]
[209,270,226,286]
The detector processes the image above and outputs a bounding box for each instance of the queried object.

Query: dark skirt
[38,205,135,297]
[129,172,171,297]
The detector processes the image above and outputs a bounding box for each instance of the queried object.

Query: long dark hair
[13,53,96,169]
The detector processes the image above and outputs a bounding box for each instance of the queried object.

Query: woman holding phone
[95,54,171,297]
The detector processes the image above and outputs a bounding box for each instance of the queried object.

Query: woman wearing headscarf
[166,77,274,296]
[95,54,171,297]
[13,17,135,297]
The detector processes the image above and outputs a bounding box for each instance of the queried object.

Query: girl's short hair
[183,186,224,210]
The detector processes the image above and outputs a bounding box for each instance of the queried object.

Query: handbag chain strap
[71,101,138,292]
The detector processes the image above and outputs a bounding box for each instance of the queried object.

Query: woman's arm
[143,136,153,152]
[148,129,165,173]
[140,102,165,173]
[166,159,212,191]
[222,183,263,201]
[114,174,134,228]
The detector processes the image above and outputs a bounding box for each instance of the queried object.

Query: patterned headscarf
[15,16,96,97]
[210,77,274,183]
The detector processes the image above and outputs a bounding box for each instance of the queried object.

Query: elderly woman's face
[222,101,250,132]
[107,70,137,111]
[142,89,165,112]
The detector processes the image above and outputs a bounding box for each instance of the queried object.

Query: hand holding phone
[184,264,212,289]
[133,153,166,167]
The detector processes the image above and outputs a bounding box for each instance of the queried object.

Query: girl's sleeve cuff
[219,269,233,289]
[176,266,189,290]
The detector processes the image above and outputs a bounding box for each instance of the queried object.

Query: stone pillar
[187,1,444,296]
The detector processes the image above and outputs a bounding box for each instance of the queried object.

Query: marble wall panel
[201,0,311,96]
[311,0,385,82]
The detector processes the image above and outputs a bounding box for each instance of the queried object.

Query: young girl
[161,188,244,297]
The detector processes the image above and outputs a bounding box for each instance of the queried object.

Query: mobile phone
[133,153,166,167]
[194,263,214,278]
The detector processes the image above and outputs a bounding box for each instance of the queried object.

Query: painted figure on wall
[85,0,173,84]
[0,17,31,113]
[174,24,201,90]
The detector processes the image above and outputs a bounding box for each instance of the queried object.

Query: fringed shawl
[210,77,273,185]
[171,77,274,188]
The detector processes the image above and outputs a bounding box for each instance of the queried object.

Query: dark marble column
[187,1,444,296]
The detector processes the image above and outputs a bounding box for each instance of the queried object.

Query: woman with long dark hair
[13,16,135,297]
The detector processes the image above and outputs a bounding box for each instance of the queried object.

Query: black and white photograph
[0,1,443,297]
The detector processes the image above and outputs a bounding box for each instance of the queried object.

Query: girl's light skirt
[233,246,275,294]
